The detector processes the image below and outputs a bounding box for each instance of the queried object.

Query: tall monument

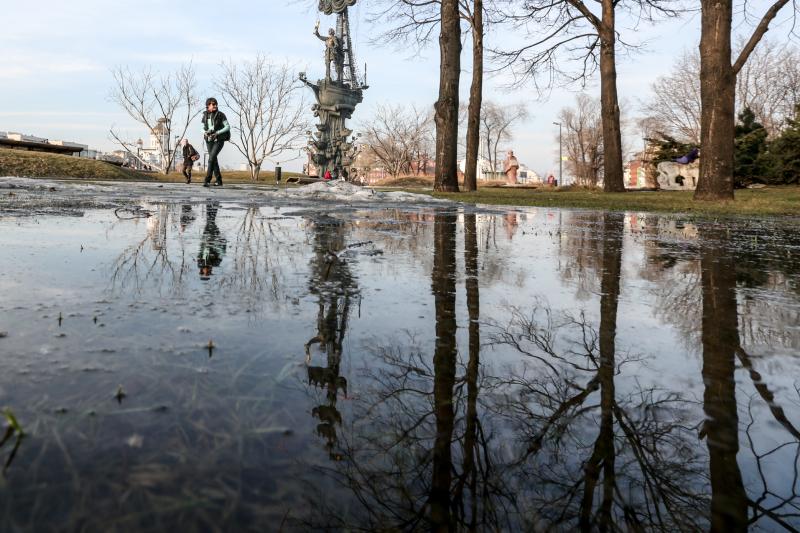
[300,0,367,178]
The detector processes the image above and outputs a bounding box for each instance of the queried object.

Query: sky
[1,0,786,176]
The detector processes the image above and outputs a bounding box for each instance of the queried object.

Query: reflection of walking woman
[202,97,231,187]
[198,201,227,279]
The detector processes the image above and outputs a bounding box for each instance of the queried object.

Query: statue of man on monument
[314,21,343,82]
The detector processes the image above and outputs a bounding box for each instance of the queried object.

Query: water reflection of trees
[301,211,519,530]
[107,203,301,309]
[700,227,800,530]
[557,212,605,301]
[108,203,191,295]
[215,207,300,309]
[489,213,708,530]
[296,210,800,530]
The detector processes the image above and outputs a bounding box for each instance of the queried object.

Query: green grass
[0,147,152,181]
[398,185,800,217]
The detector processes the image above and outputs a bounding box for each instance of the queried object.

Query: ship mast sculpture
[299,0,368,179]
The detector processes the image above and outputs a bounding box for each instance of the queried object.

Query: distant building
[0,131,85,155]
[137,118,173,170]
[517,165,542,184]
[624,160,648,189]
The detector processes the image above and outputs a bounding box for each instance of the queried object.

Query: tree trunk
[694,0,736,201]
[599,4,625,193]
[464,1,483,192]
[434,0,461,192]
[250,162,261,181]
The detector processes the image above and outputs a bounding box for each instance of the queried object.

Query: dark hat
[205,97,218,106]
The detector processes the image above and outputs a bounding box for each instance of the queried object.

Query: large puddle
[2,184,800,530]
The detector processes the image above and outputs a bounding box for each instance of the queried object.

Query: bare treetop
[109,63,199,174]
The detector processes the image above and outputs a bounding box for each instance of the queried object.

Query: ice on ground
[0,177,450,212]
[263,179,449,203]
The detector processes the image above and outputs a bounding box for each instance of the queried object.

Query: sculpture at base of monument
[657,148,701,190]
[504,150,520,185]
[657,161,699,190]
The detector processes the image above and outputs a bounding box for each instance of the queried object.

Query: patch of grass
[0,148,152,181]
[389,185,800,217]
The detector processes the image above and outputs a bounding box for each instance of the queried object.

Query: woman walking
[202,97,231,187]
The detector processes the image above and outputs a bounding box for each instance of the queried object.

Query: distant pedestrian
[180,139,199,184]
[201,97,231,187]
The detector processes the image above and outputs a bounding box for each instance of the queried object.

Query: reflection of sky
[2,203,800,528]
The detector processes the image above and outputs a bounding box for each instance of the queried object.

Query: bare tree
[215,55,307,181]
[642,50,702,144]
[695,0,795,201]
[368,1,509,191]
[109,64,199,174]
[559,94,603,187]
[495,0,680,193]
[642,41,800,144]
[361,104,434,178]
[481,101,529,172]
[736,40,800,136]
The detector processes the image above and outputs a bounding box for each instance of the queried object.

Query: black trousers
[205,140,225,184]
[182,161,193,180]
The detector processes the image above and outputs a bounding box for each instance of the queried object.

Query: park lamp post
[553,121,562,186]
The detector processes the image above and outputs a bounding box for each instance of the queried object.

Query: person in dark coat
[180,139,199,184]
[201,97,231,187]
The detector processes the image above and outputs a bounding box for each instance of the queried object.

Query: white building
[137,118,172,170]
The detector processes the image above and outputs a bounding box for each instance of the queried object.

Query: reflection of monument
[304,217,359,460]
[504,150,519,185]
[300,0,367,178]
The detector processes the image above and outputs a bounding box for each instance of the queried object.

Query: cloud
[0,50,100,80]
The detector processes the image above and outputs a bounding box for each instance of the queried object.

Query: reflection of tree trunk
[700,231,747,532]
[430,213,458,531]
[457,213,480,525]
[580,213,622,531]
